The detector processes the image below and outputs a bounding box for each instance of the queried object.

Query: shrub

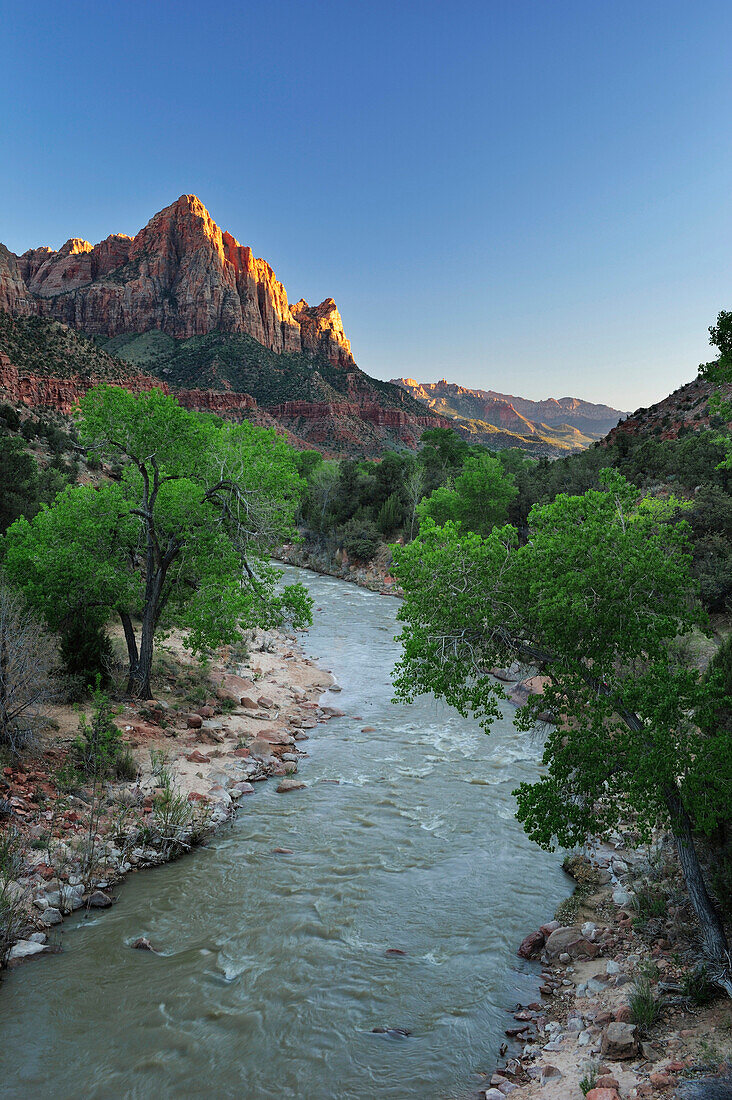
[629,968,662,1028]
[72,681,124,779]
[0,582,58,754]
[0,828,28,963]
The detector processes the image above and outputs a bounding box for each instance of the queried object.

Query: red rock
[197,706,215,719]
[385,948,406,956]
[272,847,293,854]
[257,696,275,709]
[187,791,208,802]
[596,1076,620,1089]
[361,726,377,733]
[231,747,251,758]
[240,697,259,709]
[649,1073,677,1089]
[666,1061,685,1072]
[186,715,203,729]
[517,931,545,959]
[185,751,211,764]
[614,1005,632,1022]
[586,1090,621,1100]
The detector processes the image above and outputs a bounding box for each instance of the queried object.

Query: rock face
[393,377,629,440]
[3,195,355,367]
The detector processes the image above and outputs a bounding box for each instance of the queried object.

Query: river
[0,565,569,1100]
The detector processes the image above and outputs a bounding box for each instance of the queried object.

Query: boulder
[40,907,63,926]
[601,1020,639,1060]
[186,715,203,729]
[240,697,259,710]
[517,931,545,959]
[7,939,48,961]
[257,696,275,709]
[544,925,598,959]
[87,890,113,908]
[586,1090,621,1100]
[276,779,305,793]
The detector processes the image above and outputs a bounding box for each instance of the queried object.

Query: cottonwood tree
[392,471,732,993]
[3,387,311,698]
[0,581,57,753]
[418,451,517,537]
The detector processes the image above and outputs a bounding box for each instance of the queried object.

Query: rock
[385,948,406,956]
[371,1027,411,1038]
[197,706,215,719]
[613,1004,632,1022]
[8,939,48,961]
[28,932,47,944]
[540,1065,562,1084]
[612,886,633,908]
[606,959,622,975]
[272,847,293,854]
[276,779,305,793]
[649,1072,677,1089]
[545,926,598,959]
[131,937,157,952]
[40,907,62,926]
[186,750,211,763]
[230,781,254,797]
[240,697,259,709]
[87,890,113,908]
[596,1075,620,1089]
[231,747,251,758]
[586,1090,621,1100]
[600,1020,639,1060]
[484,1091,505,1100]
[186,714,203,729]
[257,696,275,709]
[320,706,345,717]
[361,726,376,733]
[517,931,545,959]
[539,920,561,937]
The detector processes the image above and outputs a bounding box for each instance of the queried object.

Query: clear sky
[2,0,731,410]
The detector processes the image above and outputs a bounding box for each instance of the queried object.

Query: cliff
[3,195,355,368]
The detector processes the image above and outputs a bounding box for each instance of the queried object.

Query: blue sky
[2,0,731,410]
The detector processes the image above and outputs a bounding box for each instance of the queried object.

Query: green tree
[3,386,311,698]
[418,451,517,536]
[392,471,732,993]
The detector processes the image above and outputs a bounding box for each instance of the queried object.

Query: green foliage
[629,970,662,1028]
[418,451,517,536]
[58,618,114,693]
[681,965,718,1005]
[3,386,312,696]
[579,1062,599,1096]
[392,471,729,850]
[632,886,667,926]
[73,681,125,779]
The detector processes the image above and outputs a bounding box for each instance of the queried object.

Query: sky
[2,0,732,411]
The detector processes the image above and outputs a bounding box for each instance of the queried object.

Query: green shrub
[629,969,662,1028]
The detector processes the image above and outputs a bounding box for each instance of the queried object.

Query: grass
[629,964,662,1029]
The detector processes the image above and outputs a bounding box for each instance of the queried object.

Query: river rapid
[0,565,569,1100]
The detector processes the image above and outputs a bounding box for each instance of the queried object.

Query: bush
[59,619,114,691]
[338,516,381,562]
[629,967,662,1028]
[0,828,28,964]
[72,681,125,779]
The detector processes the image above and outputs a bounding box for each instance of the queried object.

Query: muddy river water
[0,565,569,1099]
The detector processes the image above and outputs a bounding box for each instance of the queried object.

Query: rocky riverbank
[277,541,403,596]
[485,839,732,1100]
[0,626,341,971]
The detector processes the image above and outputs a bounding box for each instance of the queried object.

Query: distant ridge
[392,377,629,454]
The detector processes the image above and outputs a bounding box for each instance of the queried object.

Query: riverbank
[489,839,732,1100]
[1,625,339,969]
[278,541,403,596]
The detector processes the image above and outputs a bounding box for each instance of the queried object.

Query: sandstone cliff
[3,195,355,368]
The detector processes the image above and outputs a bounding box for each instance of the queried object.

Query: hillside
[393,377,628,455]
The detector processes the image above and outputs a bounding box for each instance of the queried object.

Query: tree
[3,387,312,698]
[418,451,517,537]
[0,581,57,753]
[392,471,732,993]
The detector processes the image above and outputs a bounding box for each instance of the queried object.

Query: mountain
[0,196,445,455]
[392,378,629,455]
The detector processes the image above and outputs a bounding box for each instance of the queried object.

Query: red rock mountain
[0,197,446,456]
[393,378,628,443]
[7,195,354,367]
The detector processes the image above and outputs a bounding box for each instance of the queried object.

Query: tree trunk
[664,783,732,996]
[125,574,162,699]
